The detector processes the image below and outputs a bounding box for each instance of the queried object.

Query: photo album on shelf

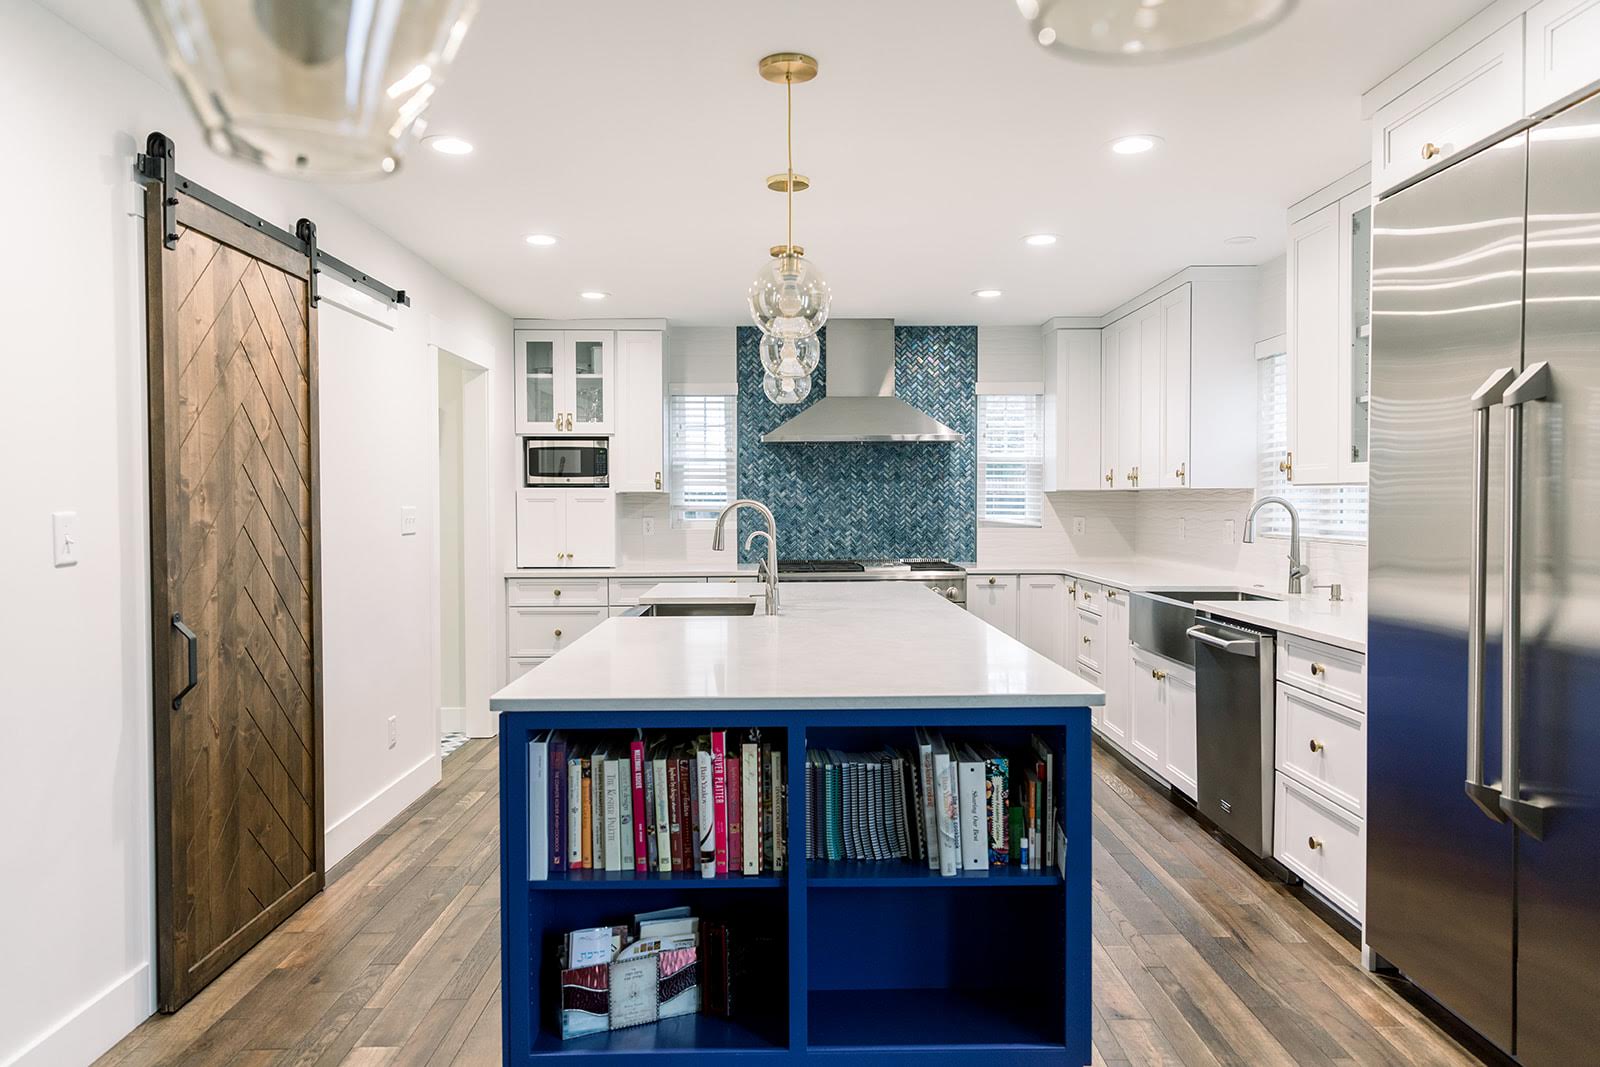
[526,730,788,879]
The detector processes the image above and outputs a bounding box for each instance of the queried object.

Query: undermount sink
[1131,588,1278,666]
[644,601,759,617]
[1144,589,1277,604]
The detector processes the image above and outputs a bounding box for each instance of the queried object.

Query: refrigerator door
[1367,133,1526,1054]
[1511,90,1600,1067]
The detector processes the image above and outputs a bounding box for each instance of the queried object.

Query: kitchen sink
[1131,588,1278,666]
[642,601,759,617]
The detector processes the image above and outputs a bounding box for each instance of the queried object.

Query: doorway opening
[436,350,490,758]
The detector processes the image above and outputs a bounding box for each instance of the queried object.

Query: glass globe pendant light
[135,0,479,178]
[1017,0,1294,61]
[747,52,831,404]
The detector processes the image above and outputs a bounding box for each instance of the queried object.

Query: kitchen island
[495,582,1102,1065]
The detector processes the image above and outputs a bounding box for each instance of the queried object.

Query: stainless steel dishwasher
[1186,615,1276,858]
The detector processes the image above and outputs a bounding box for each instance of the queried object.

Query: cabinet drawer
[1277,633,1364,711]
[1071,579,1104,615]
[1372,19,1524,192]
[507,606,607,657]
[1075,607,1104,673]
[507,577,607,607]
[507,657,547,683]
[1274,773,1364,921]
[608,576,704,607]
[1276,683,1365,818]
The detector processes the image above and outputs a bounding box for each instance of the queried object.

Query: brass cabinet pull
[1105,468,1114,486]
[1068,583,1078,598]
[1279,451,1294,482]
[1174,462,1186,484]
[1308,835,1323,851]
[1422,141,1441,160]
[1309,738,1325,753]
[1152,668,1167,681]
[1106,589,1118,600]
[554,628,563,638]
[654,471,662,490]
[1310,662,1327,677]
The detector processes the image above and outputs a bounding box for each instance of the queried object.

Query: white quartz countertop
[492,582,1105,713]
[966,559,1270,593]
[638,582,768,606]
[1193,595,1367,653]
[506,563,756,579]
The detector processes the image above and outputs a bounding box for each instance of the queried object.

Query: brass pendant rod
[786,72,794,255]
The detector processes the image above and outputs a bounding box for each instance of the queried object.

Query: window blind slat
[978,394,1043,527]
[1256,353,1367,541]
[669,394,737,526]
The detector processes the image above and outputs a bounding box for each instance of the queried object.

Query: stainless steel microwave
[524,437,609,487]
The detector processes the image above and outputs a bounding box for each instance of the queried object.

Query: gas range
[775,559,967,604]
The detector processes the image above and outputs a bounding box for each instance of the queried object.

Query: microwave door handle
[1186,625,1258,657]
[1499,362,1551,838]
[1466,367,1515,821]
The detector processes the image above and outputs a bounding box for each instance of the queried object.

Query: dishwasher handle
[1186,624,1259,657]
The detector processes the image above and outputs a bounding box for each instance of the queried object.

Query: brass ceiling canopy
[768,244,806,258]
[766,172,810,193]
[758,52,818,84]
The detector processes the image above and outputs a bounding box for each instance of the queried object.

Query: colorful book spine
[771,747,785,872]
[567,756,584,869]
[529,735,549,880]
[984,751,1010,867]
[711,731,729,875]
[550,735,567,872]
[642,753,658,873]
[956,746,987,872]
[630,741,649,873]
[741,741,760,875]
[653,754,672,873]
[697,746,716,877]
[676,753,694,872]
[727,752,743,875]
[603,757,623,872]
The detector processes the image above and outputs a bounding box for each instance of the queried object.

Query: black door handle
[171,613,198,710]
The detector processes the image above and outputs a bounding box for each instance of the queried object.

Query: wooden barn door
[144,183,324,1011]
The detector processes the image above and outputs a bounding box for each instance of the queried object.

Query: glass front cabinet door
[514,330,615,435]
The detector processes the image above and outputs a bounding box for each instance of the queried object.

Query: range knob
[943,586,958,600]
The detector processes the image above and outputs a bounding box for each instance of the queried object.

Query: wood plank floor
[97,739,1486,1066]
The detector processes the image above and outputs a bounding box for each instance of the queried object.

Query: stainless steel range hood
[761,319,965,443]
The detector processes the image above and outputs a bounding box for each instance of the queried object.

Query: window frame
[667,391,738,529]
[1255,344,1368,544]
[976,392,1045,529]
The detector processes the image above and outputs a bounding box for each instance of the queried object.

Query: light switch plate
[400,506,418,536]
[52,511,80,566]
[1071,517,1086,535]
[1225,519,1236,543]
[386,715,398,748]
[642,517,656,537]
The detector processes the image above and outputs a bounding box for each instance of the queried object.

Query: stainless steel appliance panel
[1367,133,1526,1053]
[1191,618,1275,857]
[1511,91,1600,1067]
[524,437,609,486]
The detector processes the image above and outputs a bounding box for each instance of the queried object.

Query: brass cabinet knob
[1068,584,1078,598]
[1105,468,1114,486]
[1279,451,1294,482]
[553,589,562,597]
[1174,462,1186,484]
[1310,662,1327,677]
[554,628,563,638]
[988,576,996,585]
[1152,668,1167,680]
[1106,589,1118,600]
[1308,835,1323,851]
[1309,738,1325,753]
[654,471,662,490]
[1082,634,1092,644]
[1422,141,1441,160]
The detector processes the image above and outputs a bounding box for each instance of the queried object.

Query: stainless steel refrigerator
[1368,87,1600,1065]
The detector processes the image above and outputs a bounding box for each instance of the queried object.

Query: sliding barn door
[144,184,324,1011]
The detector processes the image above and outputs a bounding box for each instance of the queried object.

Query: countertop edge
[494,693,1105,713]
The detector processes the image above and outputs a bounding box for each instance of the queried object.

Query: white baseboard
[3,964,151,1067]
[325,752,441,868]
[440,705,465,734]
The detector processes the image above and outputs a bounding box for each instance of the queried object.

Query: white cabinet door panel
[1019,574,1068,665]
[1526,0,1600,111]
[1274,772,1365,921]
[1129,649,1168,777]
[1159,285,1192,488]
[1276,682,1366,818]
[613,331,665,492]
[515,489,564,568]
[1164,665,1197,801]
[507,606,608,657]
[1101,588,1132,748]
[563,491,616,568]
[969,574,1020,638]
[1287,203,1343,485]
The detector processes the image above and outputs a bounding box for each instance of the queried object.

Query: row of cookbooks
[804,729,1062,876]
[527,730,787,879]
[557,905,776,1039]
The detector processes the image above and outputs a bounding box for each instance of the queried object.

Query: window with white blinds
[669,394,737,527]
[1257,352,1368,541]
[977,394,1044,527]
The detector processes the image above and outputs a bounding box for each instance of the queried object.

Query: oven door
[524,438,608,486]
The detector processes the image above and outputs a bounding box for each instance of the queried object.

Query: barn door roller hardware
[135,132,410,307]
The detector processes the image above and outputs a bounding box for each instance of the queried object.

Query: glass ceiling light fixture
[1016,0,1295,62]
[135,0,480,179]
[748,52,831,405]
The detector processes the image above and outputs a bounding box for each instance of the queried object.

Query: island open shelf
[499,705,1091,1065]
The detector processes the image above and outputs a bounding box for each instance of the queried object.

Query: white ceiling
[49,0,1484,323]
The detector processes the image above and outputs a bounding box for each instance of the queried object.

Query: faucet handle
[1312,582,1344,602]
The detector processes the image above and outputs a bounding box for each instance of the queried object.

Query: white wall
[439,360,467,723]
[0,4,510,1064]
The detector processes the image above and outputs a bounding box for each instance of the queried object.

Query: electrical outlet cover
[642,517,656,536]
[1072,517,1086,536]
[52,511,80,566]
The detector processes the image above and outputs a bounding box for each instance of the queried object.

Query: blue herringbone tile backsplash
[736,324,976,563]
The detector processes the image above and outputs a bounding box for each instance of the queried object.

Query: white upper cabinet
[1370,20,1524,193]
[1042,330,1102,491]
[1525,0,1600,110]
[1286,172,1371,486]
[514,330,616,436]
[1099,323,1121,491]
[1158,286,1192,488]
[612,330,667,492]
[515,488,616,567]
[1115,315,1145,490]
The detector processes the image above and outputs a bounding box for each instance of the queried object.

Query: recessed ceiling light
[1023,233,1059,247]
[580,291,609,301]
[1223,234,1258,246]
[425,135,473,155]
[524,233,559,247]
[1037,26,1057,46]
[1015,0,1040,17]
[973,289,1003,299]
[1110,134,1161,155]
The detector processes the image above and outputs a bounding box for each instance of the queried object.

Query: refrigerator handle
[1499,361,1552,839]
[1465,367,1515,822]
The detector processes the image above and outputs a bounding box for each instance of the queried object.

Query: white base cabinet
[515,489,616,568]
[1019,574,1068,664]
[969,574,1020,638]
[1128,648,1198,801]
[1100,587,1133,751]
